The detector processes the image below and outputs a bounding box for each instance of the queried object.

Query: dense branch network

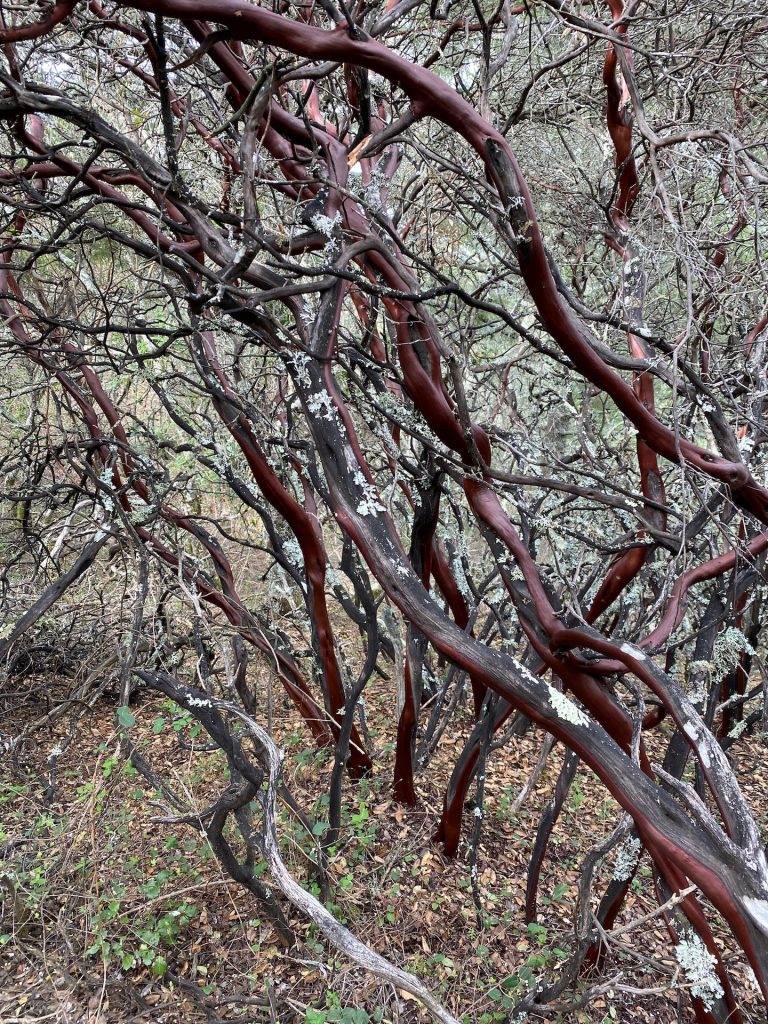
[1,1,767,1020]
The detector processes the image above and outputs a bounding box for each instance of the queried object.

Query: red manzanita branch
[189,330,373,774]
[0,232,332,745]
[0,0,77,41]
[602,0,639,226]
[307,404,768,997]
[4,5,768,1010]
[78,0,766,519]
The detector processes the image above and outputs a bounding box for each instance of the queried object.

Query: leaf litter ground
[1,673,766,1024]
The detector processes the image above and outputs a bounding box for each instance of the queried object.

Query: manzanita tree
[1,1,767,1020]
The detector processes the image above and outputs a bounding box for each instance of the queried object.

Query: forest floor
[1,673,766,1024]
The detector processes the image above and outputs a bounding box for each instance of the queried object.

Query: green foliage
[0,762,207,977]
[305,992,382,1024]
[474,923,571,1019]
[116,705,136,728]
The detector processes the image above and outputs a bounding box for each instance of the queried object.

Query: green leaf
[117,706,136,728]
[151,956,168,976]
[142,877,162,899]
[342,1012,369,1024]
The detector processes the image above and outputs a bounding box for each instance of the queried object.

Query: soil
[1,673,766,1024]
